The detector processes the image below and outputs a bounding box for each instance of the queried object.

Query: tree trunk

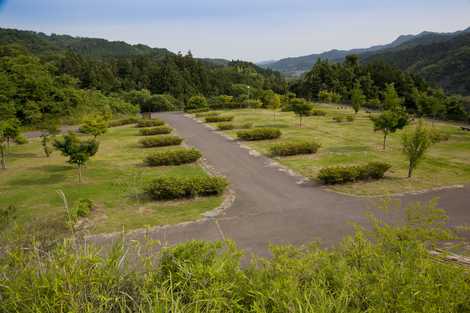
[299,116,302,128]
[0,146,6,169]
[383,133,387,150]
[78,165,82,183]
[408,162,414,178]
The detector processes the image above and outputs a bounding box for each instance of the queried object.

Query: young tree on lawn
[0,119,23,169]
[54,133,99,183]
[40,121,60,157]
[291,99,313,128]
[371,110,409,150]
[401,120,432,178]
[351,81,365,114]
[268,93,281,120]
[79,116,108,139]
[383,83,402,111]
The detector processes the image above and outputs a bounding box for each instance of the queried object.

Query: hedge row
[186,108,209,114]
[205,116,234,123]
[216,122,253,131]
[108,117,141,127]
[270,141,320,157]
[237,128,282,141]
[139,126,172,136]
[136,119,165,128]
[195,112,220,118]
[318,162,391,185]
[145,148,202,166]
[145,176,228,200]
[139,135,183,147]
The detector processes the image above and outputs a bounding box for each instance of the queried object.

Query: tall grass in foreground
[1,201,469,313]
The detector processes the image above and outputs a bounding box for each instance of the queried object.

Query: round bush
[139,126,172,136]
[205,116,234,123]
[136,119,165,128]
[270,141,320,157]
[139,135,183,148]
[145,148,202,166]
[236,128,281,141]
[145,176,228,200]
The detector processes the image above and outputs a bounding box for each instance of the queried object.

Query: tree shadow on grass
[8,173,67,186]
[31,164,72,173]
[9,152,40,159]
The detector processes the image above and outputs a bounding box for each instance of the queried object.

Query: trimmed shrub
[145,176,228,200]
[346,115,355,122]
[195,112,220,118]
[136,119,165,128]
[311,110,327,116]
[186,108,209,114]
[333,116,344,123]
[139,135,183,147]
[217,122,253,131]
[205,116,234,123]
[270,141,320,157]
[145,148,202,166]
[139,126,172,136]
[237,128,281,141]
[318,162,391,184]
[216,122,235,130]
[108,117,141,127]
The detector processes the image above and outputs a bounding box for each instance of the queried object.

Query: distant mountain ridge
[259,27,470,76]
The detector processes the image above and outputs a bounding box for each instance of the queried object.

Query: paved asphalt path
[83,113,469,256]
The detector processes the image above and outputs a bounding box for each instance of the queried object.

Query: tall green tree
[383,83,402,111]
[351,81,365,114]
[401,121,432,178]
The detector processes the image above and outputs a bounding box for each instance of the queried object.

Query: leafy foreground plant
[1,201,469,312]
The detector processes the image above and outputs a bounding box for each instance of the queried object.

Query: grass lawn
[0,125,223,238]
[203,105,470,196]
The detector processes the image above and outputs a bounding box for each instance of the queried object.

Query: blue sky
[0,0,469,61]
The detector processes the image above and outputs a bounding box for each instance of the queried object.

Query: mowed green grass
[206,105,470,196]
[0,125,222,237]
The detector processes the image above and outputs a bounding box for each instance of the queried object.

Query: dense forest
[291,55,469,122]
[0,28,468,126]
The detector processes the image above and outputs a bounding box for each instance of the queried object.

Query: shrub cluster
[346,115,355,122]
[145,148,202,166]
[136,119,165,128]
[237,128,282,141]
[270,141,320,156]
[145,176,228,200]
[139,135,183,147]
[102,117,141,128]
[195,112,220,118]
[139,126,172,136]
[318,162,391,184]
[205,116,234,123]
[216,122,253,131]
[310,110,327,116]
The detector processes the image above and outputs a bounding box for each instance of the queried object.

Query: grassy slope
[210,106,470,195]
[0,125,222,236]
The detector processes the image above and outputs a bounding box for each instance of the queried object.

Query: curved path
[88,113,470,257]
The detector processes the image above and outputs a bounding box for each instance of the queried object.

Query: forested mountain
[363,30,470,95]
[0,28,170,59]
[261,27,470,96]
[258,32,420,75]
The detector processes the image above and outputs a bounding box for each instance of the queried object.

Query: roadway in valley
[86,112,470,256]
